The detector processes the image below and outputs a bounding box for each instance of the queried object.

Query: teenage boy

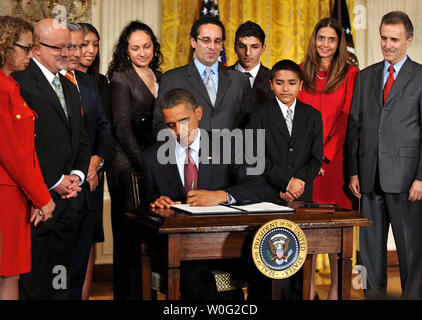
[230,21,273,106]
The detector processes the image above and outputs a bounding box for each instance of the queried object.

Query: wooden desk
[125,206,371,300]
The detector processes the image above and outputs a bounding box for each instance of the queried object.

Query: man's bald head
[33,18,71,74]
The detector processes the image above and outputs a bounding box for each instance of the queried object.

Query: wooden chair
[131,171,143,208]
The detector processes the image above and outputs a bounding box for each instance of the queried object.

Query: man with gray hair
[13,18,90,299]
[61,21,110,300]
[347,11,422,299]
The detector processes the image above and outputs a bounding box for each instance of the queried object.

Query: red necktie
[383,65,395,103]
[184,147,198,192]
[65,71,84,117]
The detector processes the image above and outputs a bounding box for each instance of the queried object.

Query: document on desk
[230,202,294,213]
[171,202,294,215]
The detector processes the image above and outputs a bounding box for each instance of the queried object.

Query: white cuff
[71,170,85,185]
[49,175,64,190]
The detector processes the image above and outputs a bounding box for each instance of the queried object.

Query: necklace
[316,73,326,80]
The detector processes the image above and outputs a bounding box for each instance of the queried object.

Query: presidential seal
[252,219,307,279]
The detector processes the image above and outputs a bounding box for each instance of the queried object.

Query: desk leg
[338,227,353,300]
[302,254,313,300]
[272,279,282,300]
[140,242,152,300]
[167,234,181,300]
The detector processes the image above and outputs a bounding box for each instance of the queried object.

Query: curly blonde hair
[0,15,34,68]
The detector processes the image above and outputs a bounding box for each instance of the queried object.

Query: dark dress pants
[70,188,97,299]
[19,196,78,300]
[108,168,142,300]
[360,175,422,299]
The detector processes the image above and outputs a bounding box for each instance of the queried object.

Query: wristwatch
[226,192,235,204]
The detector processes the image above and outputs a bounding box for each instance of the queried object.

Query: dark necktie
[184,147,198,192]
[244,72,252,78]
[65,71,84,117]
[383,65,395,103]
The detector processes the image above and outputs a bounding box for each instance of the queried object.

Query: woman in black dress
[107,20,162,300]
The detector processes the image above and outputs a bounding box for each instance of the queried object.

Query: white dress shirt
[275,96,297,191]
[175,129,200,187]
[275,96,297,120]
[235,61,261,87]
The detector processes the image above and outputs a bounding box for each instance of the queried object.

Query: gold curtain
[160,0,357,273]
[161,0,355,72]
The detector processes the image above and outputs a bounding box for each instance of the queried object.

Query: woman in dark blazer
[107,20,162,300]
[0,15,54,300]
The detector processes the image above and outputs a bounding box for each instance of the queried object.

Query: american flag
[332,0,359,68]
[200,0,227,65]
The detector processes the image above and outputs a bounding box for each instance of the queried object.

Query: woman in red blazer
[298,18,358,300]
[0,16,55,300]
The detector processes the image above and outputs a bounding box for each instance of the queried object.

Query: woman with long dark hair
[298,17,359,300]
[107,20,162,300]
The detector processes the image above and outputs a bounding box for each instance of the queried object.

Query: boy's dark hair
[190,16,226,41]
[161,88,197,110]
[235,21,265,46]
[271,59,303,81]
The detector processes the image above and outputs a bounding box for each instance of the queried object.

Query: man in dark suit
[346,11,422,299]
[153,16,252,135]
[143,88,272,299]
[230,21,274,107]
[13,18,91,299]
[61,22,110,300]
[248,60,323,299]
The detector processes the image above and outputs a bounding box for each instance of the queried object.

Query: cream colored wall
[355,0,422,69]
[92,0,162,76]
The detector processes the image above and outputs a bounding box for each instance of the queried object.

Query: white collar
[275,96,297,118]
[235,61,261,79]
[175,128,201,159]
[32,58,57,85]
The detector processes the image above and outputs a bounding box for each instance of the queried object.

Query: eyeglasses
[14,43,34,54]
[196,37,223,45]
[38,41,71,53]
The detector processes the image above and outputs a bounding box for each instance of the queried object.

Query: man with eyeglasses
[153,16,252,136]
[12,18,91,300]
[59,22,110,300]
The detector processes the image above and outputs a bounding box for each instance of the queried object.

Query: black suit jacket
[141,129,272,204]
[13,60,91,190]
[249,98,323,201]
[153,61,252,135]
[229,62,274,108]
[75,70,110,211]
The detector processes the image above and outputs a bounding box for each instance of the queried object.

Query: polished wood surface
[125,204,371,300]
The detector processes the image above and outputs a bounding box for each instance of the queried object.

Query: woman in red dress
[0,16,55,300]
[298,18,358,299]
